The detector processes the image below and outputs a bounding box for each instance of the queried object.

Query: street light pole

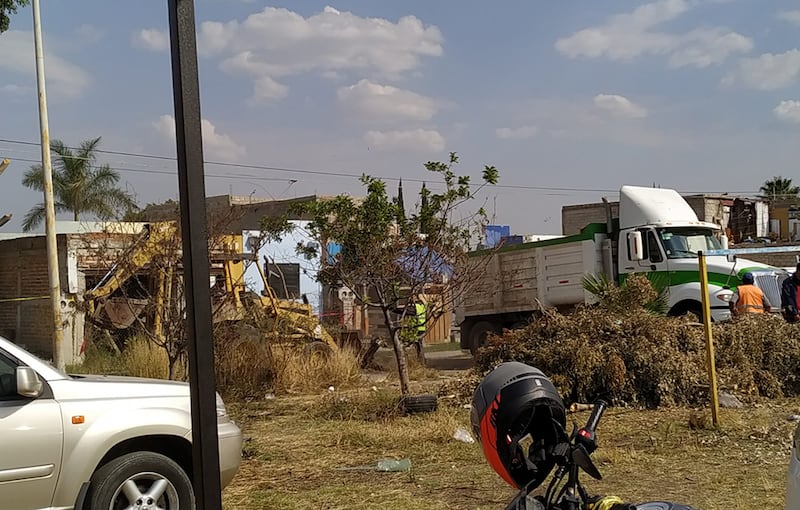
[31,0,64,370]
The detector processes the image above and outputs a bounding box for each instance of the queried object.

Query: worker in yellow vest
[731,272,770,315]
[412,298,427,363]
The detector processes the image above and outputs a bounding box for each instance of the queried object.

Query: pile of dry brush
[461,275,800,408]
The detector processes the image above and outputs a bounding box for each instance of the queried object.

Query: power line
[4,156,298,183]
[0,137,765,195]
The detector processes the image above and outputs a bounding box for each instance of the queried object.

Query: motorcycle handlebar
[584,399,608,435]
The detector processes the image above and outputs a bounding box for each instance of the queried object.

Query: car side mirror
[16,366,43,398]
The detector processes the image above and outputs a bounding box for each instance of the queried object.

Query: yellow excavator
[83,222,338,353]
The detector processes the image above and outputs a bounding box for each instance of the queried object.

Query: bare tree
[263,152,499,395]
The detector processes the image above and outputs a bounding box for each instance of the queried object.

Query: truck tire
[469,321,499,356]
[88,451,194,510]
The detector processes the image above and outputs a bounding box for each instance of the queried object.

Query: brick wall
[0,236,60,357]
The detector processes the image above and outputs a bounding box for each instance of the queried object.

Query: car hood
[52,374,191,400]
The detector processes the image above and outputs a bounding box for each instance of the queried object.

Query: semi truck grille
[754,273,786,312]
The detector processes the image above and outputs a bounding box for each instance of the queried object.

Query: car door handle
[650,264,656,270]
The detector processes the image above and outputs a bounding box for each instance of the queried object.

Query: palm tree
[758,176,800,201]
[22,137,136,231]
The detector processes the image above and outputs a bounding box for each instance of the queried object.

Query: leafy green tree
[758,176,799,201]
[0,0,28,33]
[264,153,498,395]
[22,137,136,231]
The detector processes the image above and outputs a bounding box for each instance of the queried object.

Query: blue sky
[2,0,800,234]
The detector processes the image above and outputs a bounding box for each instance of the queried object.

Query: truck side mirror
[720,235,729,250]
[627,232,645,261]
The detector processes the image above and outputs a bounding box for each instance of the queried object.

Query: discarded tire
[401,394,438,414]
[303,341,333,360]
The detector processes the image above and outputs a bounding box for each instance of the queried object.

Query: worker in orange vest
[731,272,770,315]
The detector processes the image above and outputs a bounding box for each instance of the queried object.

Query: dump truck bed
[462,225,607,318]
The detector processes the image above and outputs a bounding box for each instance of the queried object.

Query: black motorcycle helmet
[470,362,566,489]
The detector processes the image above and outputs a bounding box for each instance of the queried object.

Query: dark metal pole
[167,1,222,508]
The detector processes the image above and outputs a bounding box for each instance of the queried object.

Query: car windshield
[657,227,722,259]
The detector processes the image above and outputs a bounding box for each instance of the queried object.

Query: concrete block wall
[561,203,618,235]
[737,247,799,269]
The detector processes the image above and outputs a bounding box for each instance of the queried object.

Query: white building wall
[242,221,323,314]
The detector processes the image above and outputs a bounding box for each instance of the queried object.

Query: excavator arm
[84,222,179,302]
[84,221,338,351]
[84,222,180,330]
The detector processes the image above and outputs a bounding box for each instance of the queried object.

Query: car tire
[401,394,438,414]
[88,451,194,510]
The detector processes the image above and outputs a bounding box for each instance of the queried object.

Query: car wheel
[88,451,194,510]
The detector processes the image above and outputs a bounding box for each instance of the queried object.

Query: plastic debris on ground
[337,458,412,472]
[453,427,475,443]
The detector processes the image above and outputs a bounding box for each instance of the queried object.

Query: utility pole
[168,0,222,508]
[32,0,64,370]
[0,159,10,227]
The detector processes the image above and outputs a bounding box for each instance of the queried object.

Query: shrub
[213,322,362,399]
[474,281,800,407]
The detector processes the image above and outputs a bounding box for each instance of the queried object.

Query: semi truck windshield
[657,228,722,259]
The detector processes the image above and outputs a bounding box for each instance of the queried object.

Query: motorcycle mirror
[573,445,602,480]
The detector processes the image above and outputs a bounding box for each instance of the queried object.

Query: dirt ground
[220,347,799,510]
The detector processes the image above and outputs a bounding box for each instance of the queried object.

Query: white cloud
[555,0,752,68]
[133,28,169,51]
[135,6,443,103]
[513,97,682,149]
[724,49,800,90]
[0,30,90,99]
[593,94,648,119]
[252,75,289,103]
[495,126,538,140]
[197,20,238,56]
[778,10,800,26]
[337,79,439,123]
[200,120,247,161]
[152,115,174,138]
[773,100,800,123]
[153,115,247,161]
[364,129,445,152]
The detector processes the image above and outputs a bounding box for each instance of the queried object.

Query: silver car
[0,336,242,510]
[789,422,800,510]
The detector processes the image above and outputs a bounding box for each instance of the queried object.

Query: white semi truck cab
[458,185,787,354]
